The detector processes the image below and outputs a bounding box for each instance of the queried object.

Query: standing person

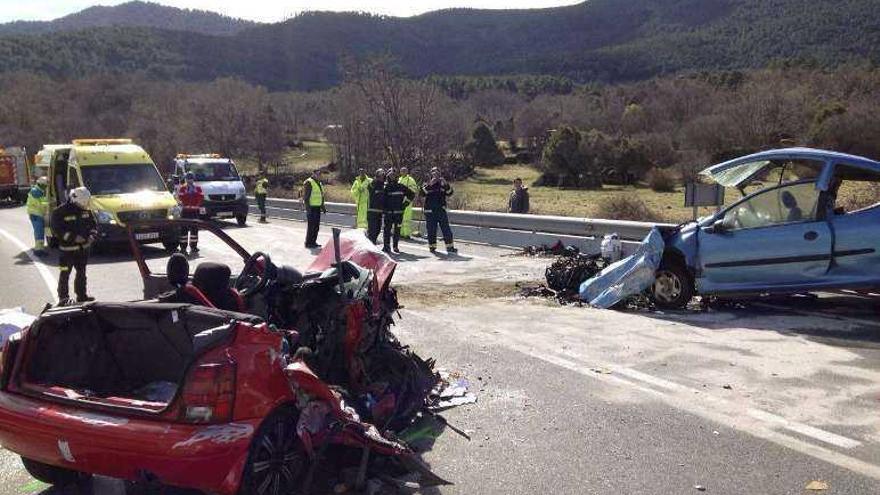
[398,167,419,239]
[26,177,49,256]
[422,167,457,254]
[382,168,415,253]
[52,187,97,304]
[254,173,270,223]
[303,169,326,248]
[177,172,204,254]
[366,169,386,244]
[507,177,530,214]
[350,168,371,229]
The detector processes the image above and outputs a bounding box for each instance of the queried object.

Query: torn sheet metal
[0,307,35,348]
[579,228,665,308]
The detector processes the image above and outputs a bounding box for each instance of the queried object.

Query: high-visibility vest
[399,174,418,194]
[255,178,269,195]
[304,177,324,207]
[26,186,48,217]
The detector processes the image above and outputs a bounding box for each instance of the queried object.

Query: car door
[697,181,832,293]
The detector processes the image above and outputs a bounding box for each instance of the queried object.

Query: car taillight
[180,358,236,424]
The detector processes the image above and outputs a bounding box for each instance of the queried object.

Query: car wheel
[651,263,694,310]
[236,214,247,227]
[239,408,308,495]
[21,457,91,487]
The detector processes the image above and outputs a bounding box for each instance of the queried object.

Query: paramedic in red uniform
[177,171,204,254]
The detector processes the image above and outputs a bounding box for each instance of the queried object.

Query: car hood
[196,180,245,195]
[91,190,176,213]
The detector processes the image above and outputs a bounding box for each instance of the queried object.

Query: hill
[0,1,256,36]
[1,0,879,90]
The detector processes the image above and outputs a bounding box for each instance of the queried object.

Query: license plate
[218,211,234,218]
[199,207,207,215]
[135,232,160,241]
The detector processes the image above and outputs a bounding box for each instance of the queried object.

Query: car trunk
[15,302,250,413]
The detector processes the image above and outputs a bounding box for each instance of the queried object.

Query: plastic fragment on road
[579,228,665,308]
[429,370,478,411]
[0,307,35,347]
[805,480,829,490]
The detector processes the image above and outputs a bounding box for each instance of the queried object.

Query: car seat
[192,262,246,313]
[159,253,215,307]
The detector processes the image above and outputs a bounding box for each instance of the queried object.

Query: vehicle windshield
[81,164,167,195]
[187,161,240,181]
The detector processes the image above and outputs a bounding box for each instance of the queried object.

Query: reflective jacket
[384,182,415,214]
[51,202,97,252]
[303,177,324,207]
[177,184,204,211]
[351,176,371,205]
[368,179,386,213]
[398,174,419,196]
[26,185,48,217]
[422,179,453,212]
[255,178,269,195]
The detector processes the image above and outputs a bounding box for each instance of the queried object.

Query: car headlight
[95,210,115,224]
[170,205,182,219]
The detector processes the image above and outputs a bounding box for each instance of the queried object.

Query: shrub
[646,167,677,192]
[465,122,504,166]
[595,195,661,222]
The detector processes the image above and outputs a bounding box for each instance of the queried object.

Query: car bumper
[96,223,177,244]
[0,392,257,495]
[201,199,248,219]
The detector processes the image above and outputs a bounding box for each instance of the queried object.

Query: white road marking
[0,226,58,303]
[450,318,880,480]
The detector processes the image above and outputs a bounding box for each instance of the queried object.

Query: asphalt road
[1,204,879,494]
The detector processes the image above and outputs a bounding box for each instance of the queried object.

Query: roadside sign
[684,182,724,220]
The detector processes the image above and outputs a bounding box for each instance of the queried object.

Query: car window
[722,181,820,230]
[830,163,880,214]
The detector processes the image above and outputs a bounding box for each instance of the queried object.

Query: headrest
[277,265,304,285]
[193,262,232,292]
[166,253,189,287]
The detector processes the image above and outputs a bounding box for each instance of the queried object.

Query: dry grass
[236,140,335,175]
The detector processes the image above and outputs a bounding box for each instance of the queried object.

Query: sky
[1,0,583,23]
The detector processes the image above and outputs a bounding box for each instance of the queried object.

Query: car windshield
[187,161,240,181]
[81,164,167,195]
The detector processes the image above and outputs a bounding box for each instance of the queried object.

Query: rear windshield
[187,161,240,182]
[82,164,167,195]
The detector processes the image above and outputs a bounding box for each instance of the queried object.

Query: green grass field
[237,140,335,176]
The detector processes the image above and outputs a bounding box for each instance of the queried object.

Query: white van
[172,154,248,225]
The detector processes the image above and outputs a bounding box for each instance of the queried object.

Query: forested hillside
[1,0,879,90]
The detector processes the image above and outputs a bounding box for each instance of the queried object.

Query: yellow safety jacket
[304,177,324,207]
[26,185,48,217]
[255,178,269,195]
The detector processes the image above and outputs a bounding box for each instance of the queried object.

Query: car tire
[236,214,247,227]
[21,457,91,487]
[650,262,694,310]
[239,408,308,495]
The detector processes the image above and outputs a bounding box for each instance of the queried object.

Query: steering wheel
[235,251,273,297]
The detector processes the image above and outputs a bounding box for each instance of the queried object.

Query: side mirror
[704,218,726,234]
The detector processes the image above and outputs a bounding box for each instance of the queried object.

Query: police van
[172,154,248,225]
[43,139,179,251]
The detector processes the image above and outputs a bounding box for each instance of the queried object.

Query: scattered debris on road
[805,480,829,490]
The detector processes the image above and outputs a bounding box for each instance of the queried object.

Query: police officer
[422,167,457,254]
[52,187,97,304]
[177,172,204,253]
[382,168,415,253]
[366,169,386,244]
[398,167,419,239]
[303,169,326,248]
[26,177,49,256]
[350,168,371,229]
[254,173,270,223]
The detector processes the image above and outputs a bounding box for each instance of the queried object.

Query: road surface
[1,204,879,494]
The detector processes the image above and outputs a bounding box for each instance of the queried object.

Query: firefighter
[52,187,97,304]
[366,168,386,244]
[177,172,204,253]
[422,167,457,254]
[350,168,371,229]
[254,173,270,223]
[398,167,419,239]
[26,177,49,256]
[382,168,415,253]
[303,169,326,248]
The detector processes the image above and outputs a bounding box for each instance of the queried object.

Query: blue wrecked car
[651,147,880,309]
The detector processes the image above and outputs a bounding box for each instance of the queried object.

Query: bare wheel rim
[251,417,306,495]
[653,270,682,303]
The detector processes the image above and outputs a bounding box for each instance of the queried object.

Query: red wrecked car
[0,220,445,494]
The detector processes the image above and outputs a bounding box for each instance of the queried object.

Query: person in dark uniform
[52,187,98,304]
[422,167,457,254]
[382,168,415,253]
[303,169,326,248]
[366,168,386,244]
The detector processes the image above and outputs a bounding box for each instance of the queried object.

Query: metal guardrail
[249,196,673,241]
